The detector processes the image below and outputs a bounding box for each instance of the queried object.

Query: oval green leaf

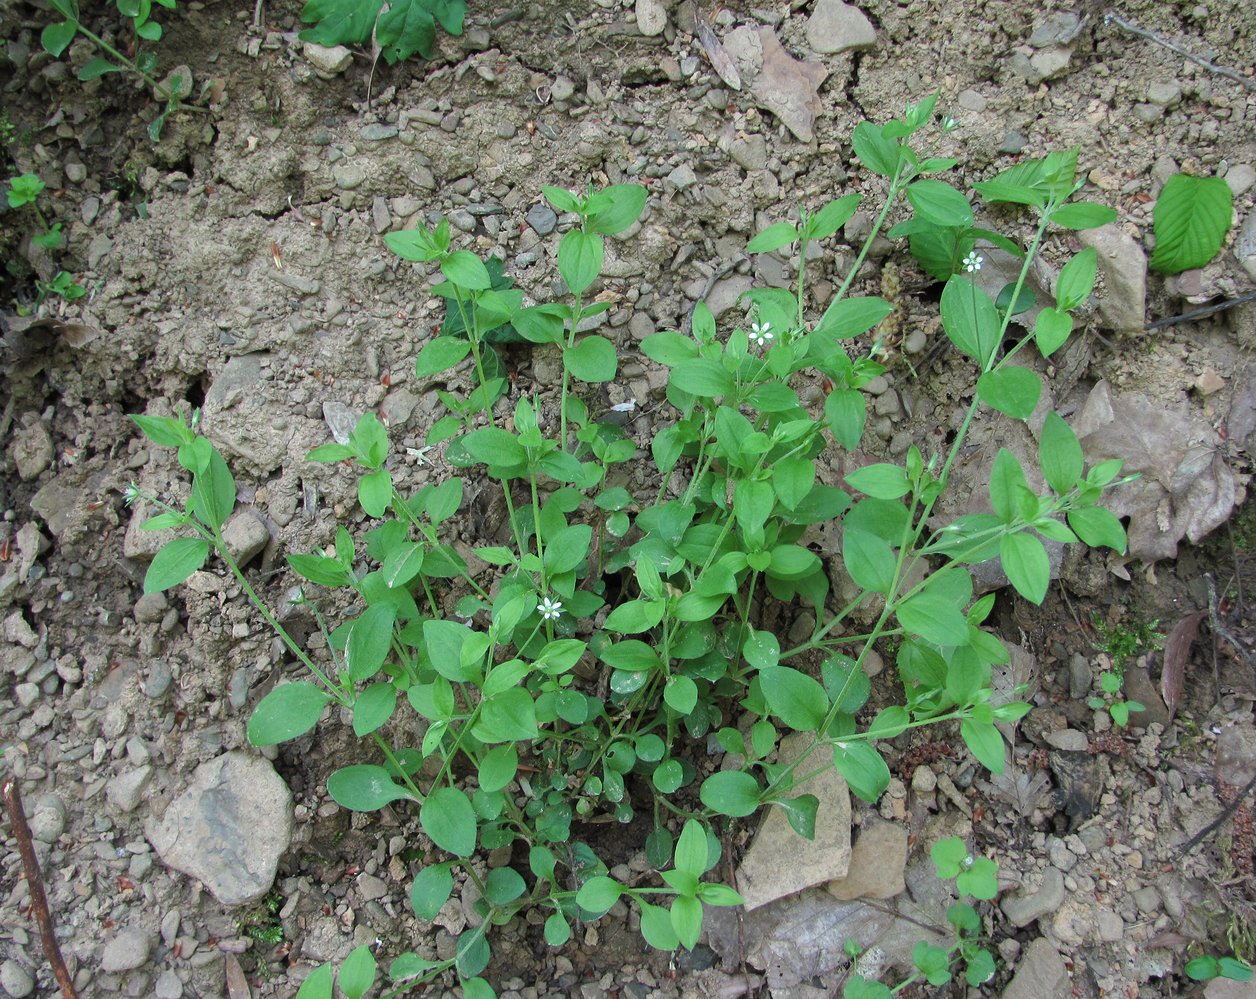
[247,681,332,746]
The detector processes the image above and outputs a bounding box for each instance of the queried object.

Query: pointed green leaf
[337,945,377,999]
[143,537,210,593]
[328,764,413,810]
[420,786,477,856]
[247,681,332,745]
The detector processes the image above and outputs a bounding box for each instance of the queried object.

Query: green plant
[1091,611,1162,672]
[1186,953,1254,983]
[37,270,87,303]
[1150,172,1234,274]
[843,837,998,997]
[237,891,286,946]
[7,173,64,250]
[298,0,466,64]
[40,0,193,140]
[1087,670,1144,728]
[127,96,1130,997]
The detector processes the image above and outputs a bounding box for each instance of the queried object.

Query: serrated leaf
[1151,173,1233,274]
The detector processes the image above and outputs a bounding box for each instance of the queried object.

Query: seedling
[1088,670,1145,728]
[1185,953,1254,983]
[843,837,999,997]
[7,173,64,251]
[128,96,1131,998]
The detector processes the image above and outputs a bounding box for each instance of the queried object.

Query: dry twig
[2,778,80,999]
[1104,12,1256,93]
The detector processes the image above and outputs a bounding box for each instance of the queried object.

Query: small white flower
[122,483,141,506]
[538,596,563,621]
[942,116,958,132]
[962,252,984,273]
[750,321,774,348]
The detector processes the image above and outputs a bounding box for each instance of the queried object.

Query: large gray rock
[1002,938,1071,999]
[1077,224,1147,333]
[147,752,293,905]
[736,732,851,910]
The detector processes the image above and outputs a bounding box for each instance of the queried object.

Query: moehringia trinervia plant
[127,94,1131,997]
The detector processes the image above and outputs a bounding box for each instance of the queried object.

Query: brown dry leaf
[1,313,103,353]
[751,27,827,142]
[225,953,251,999]
[696,19,741,91]
[1160,609,1206,720]
[1073,381,1242,561]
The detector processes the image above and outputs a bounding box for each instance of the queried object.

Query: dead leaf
[1,313,103,352]
[225,953,251,999]
[1160,609,1205,720]
[696,19,741,91]
[1073,381,1243,561]
[750,27,827,142]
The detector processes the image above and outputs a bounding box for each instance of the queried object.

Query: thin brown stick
[1147,290,1256,331]
[2,778,80,999]
[1104,12,1256,93]
[1179,769,1256,856]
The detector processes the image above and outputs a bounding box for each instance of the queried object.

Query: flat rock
[736,732,851,910]
[1043,728,1089,752]
[12,422,53,481]
[1002,938,1071,999]
[1001,867,1066,928]
[826,818,906,900]
[1009,45,1073,85]
[806,0,877,54]
[101,926,153,972]
[107,766,154,813]
[147,751,293,905]
[1076,224,1146,333]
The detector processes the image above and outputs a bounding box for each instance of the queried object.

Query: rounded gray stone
[0,960,34,999]
[154,969,183,999]
[101,927,152,973]
[146,751,293,905]
[525,203,557,235]
[27,793,65,844]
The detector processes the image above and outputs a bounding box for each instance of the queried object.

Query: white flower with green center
[962,252,984,273]
[750,321,774,348]
[538,596,563,621]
